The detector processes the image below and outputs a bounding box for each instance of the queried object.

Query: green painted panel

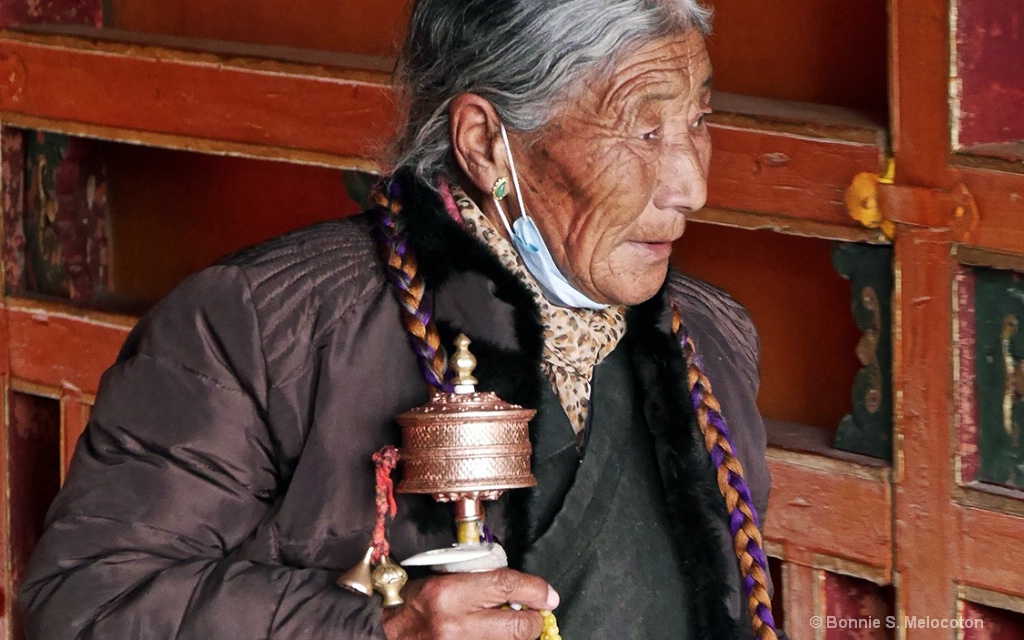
[832,243,894,461]
[974,268,1024,489]
[23,132,112,303]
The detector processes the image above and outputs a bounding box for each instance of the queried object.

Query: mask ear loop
[492,193,516,240]
[499,122,530,225]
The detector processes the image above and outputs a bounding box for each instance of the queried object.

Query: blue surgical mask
[493,123,609,310]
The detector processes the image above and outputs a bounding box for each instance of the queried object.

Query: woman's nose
[653,136,709,213]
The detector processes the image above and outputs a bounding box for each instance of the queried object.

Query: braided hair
[673,310,778,640]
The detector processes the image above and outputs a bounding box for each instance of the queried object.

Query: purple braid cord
[680,326,778,633]
[372,184,452,394]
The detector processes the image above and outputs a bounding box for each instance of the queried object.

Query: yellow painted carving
[845,158,896,239]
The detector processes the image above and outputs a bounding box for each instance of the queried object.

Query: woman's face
[509,30,712,306]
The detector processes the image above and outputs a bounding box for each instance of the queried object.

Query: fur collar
[389,172,743,638]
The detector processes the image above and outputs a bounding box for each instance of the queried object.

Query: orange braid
[372,188,450,391]
[673,309,778,640]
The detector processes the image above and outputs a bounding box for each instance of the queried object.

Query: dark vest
[514,342,693,639]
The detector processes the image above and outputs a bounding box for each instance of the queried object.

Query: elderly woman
[21,1,779,639]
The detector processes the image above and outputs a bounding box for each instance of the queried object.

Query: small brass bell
[372,555,409,607]
[337,546,375,596]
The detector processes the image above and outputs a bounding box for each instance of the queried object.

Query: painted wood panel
[709,0,888,113]
[954,0,1024,148]
[5,391,61,640]
[106,0,408,58]
[823,572,894,640]
[962,601,1024,640]
[21,132,111,303]
[969,267,1024,489]
[891,228,959,640]
[831,243,894,460]
[106,147,365,305]
[959,506,1024,600]
[2,128,25,293]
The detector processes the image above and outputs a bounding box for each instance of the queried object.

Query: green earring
[491,177,510,200]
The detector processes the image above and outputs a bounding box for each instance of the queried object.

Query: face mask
[492,123,610,310]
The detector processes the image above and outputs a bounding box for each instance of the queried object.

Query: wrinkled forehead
[591,30,712,114]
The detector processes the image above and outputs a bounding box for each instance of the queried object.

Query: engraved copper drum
[396,390,537,500]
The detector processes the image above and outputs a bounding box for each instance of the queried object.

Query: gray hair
[392,0,712,186]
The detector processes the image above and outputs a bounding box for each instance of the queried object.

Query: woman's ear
[449,94,507,195]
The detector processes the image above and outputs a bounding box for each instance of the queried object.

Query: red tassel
[371,445,401,563]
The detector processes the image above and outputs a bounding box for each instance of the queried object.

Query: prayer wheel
[396,334,536,551]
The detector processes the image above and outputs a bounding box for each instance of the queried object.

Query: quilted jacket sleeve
[18,266,385,639]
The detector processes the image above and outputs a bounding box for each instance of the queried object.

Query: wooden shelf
[957,506,1024,600]
[0,26,396,170]
[763,419,892,579]
[0,26,887,238]
[3,296,133,395]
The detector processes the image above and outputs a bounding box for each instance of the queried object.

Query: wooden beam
[890,0,958,186]
[5,298,133,395]
[955,167,1024,255]
[891,228,959,639]
[0,27,886,231]
[0,28,396,170]
[707,124,885,230]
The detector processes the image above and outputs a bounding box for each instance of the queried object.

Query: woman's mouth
[630,240,675,260]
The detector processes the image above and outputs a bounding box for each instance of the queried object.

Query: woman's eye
[640,128,661,141]
[692,112,712,130]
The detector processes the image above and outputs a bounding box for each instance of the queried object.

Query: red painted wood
[782,563,819,640]
[59,392,88,475]
[107,0,408,58]
[962,601,1024,640]
[823,572,894,640]
[955,268,980,483]
[891,0,959,187]
[0,376,10,640]
[891,229,959,639]
[955,1,1024,147]
[6,303,132,394]
[959,506,1024,600]
[106,145,363,305]
[708,0,888,113]
[0,29,887,234]
[0,30,397,165]
[6,391,61,640]
[707,125,885,229]
[764,458,891,571]
[674,224,861,431]
[957,168,1024,255]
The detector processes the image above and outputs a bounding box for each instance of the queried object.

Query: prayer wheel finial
[451,333,479,393]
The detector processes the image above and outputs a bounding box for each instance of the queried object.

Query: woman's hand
[380,568,559,639]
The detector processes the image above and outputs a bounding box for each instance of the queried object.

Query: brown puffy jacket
[20,174,772,639]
